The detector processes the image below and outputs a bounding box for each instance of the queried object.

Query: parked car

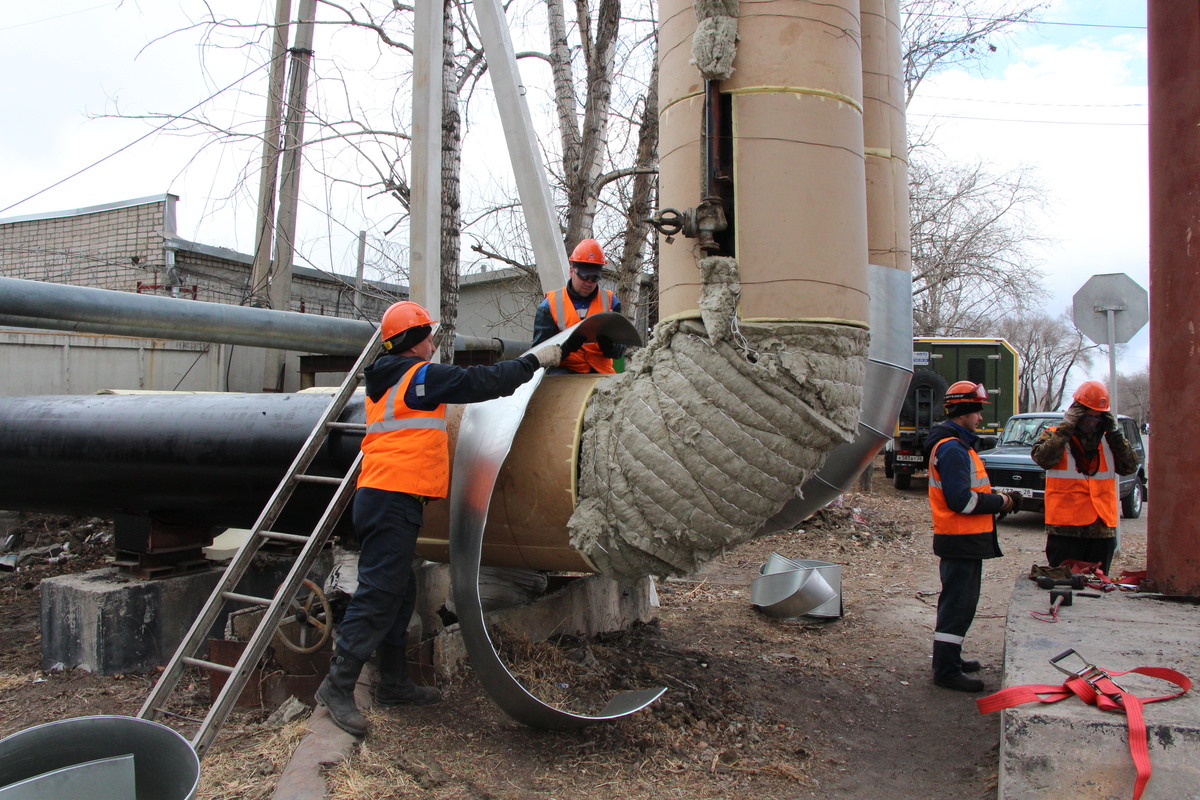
[978,412,1148,519]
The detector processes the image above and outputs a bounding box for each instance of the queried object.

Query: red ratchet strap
[977,649,1191,800]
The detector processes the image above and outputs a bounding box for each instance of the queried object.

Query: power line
[915,12,1145,31]
[0,57,279,216]
[921,95,1144,109]
[0,2,112,32]
[909,112,1145,127]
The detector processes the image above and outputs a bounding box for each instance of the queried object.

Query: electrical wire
[0,57,279,216]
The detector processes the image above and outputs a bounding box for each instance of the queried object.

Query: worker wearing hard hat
[531,238,626,373]
[316,301,562,737]
[924,381,1022,693]
[1030,380,1138,576]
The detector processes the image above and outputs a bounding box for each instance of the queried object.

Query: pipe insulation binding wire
[570,256,868,583]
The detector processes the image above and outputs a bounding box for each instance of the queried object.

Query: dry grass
[196,718,309,800]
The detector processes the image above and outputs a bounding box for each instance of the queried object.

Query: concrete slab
[999,577,1200,799]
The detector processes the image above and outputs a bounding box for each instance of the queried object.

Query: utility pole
[258,0,318,391]
[248,0,293,309]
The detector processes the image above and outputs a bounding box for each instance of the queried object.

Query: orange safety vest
[927,438,995,535]
[547,287,615,374]
[357,362,449,498]
[1043,426,1118,528]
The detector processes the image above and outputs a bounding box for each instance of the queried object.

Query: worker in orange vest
[531,238,626,373]
[924,381,1022,692]
[1030,380,1137,575]
[316,301,562,736]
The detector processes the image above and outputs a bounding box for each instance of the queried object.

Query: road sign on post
[1072,273,1149,417]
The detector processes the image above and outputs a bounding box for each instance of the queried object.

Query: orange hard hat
[944,381,989,405]
[1072,380,1110,412]
[381,301,436,342]
[569,238,606,266]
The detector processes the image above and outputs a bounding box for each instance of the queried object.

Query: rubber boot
[374,646,440,706]
[960,658,983,673]
[932,641,983,692]
[315,651,368,735]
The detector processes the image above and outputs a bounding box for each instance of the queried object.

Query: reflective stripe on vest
[546,287,616,374]
[1044,427,1118,527]
[928,438,995,535]
[357,362,449,497]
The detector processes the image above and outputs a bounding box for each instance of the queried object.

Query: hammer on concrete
[1035,574,1086,590]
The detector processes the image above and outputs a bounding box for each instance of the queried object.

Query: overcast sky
[0,0,1151,380]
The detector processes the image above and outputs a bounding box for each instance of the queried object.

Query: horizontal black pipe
[0,393,363,532]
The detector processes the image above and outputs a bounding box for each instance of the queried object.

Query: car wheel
[893,472,911,491]
[1121,480,1144,519]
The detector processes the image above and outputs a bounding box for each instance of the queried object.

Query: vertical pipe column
[1146,1,1200,596]
[658,0,869,325]
[862,0,910,274]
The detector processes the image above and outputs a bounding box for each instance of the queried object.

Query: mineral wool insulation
[570,256,868,583]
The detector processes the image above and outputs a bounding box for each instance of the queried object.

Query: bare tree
[909,155,1047,336]
[902,0,1046,106]
[1117,367,1150,427]
[989,309,1096,412]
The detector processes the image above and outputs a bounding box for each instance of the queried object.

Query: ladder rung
[221,591,272,606]
[259,530,311,544]
[183,656,234,674]
[326,421,366,431]
[294,474,343,485]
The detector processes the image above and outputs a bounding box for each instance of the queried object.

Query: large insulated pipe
[658,0,869,323]
[0,382,600,572]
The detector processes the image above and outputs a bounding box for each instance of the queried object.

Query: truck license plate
[895,454,924,463]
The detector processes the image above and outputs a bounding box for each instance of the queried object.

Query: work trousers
[1046,534,1117,576]
[932,557,982,679]
[335,488,422,663]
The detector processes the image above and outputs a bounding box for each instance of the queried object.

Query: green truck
[883,337,1019,489]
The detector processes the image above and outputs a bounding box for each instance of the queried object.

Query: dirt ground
[0,459,1150,799]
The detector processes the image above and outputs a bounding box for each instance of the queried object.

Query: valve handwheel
[275,579,332,654]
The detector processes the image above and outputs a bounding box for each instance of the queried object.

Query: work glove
[561,331,585,357]
[1101,410,1120,434]
[532,344,562,369]
[1004,491,1024,514]
[596,333,621,358]
[1061,405,1084,430]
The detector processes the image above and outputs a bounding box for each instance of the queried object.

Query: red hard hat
[1072,380,1110,412]
[569,238,606,266]
[944,381,989,405]
[381,301,436,342]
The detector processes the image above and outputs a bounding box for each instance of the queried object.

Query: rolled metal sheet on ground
[751,554,838,619]
[758,264,914,534]
[448,312,665,729]
[758,553,843,619]
[0,276,375,356]
[0,715,199,800]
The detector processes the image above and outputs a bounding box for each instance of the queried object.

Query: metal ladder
[138,328,380,758]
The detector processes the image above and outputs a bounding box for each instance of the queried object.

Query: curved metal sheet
[758,264,914,534]
[449,312,665,729]
[0,755,134,800]
[0,715,199,800]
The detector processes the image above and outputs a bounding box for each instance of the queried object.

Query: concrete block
[999,577,1200,800]
[40,551,333,675]
[40,567,221,675]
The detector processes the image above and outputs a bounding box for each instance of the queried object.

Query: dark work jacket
[363,352,540,408]
[924,420,1005,560]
